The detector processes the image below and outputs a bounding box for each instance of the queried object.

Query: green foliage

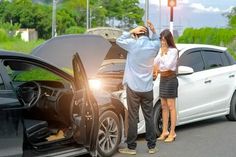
[120,0,144,26]
[229,16,236,28]
[178,28,236,46]
[0,28,9,42]
[0,38,44,53]
[56,9,77,35]
[61,0,86,9]
[0,22,21,32]
[178,27,236,59]
[65,26,86,34]
[14,68,63,81]
[0,0,79,39]
[225,7,236,28]
[0,0,144,39]
[227,39,236,59]
[99,0,144,28]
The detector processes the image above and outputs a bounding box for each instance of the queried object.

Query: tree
[97,0,144,28]
[0,0,79,39]
[119,0,144,28]
[225,7,236,28]
[0,0,145,39]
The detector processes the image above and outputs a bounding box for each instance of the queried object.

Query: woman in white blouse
[154,29,178,143]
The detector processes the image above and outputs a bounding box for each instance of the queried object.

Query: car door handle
[204,80,211,84]
[229,74,235,78]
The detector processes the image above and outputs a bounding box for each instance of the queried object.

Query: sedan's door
[72,53,99,153]
[201,50,235,114]
[177,49,214,124]
[0,66,24,157]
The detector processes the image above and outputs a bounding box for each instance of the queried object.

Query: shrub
[65,26,86,34]
[0,28,9,42]
[178,28,236,46]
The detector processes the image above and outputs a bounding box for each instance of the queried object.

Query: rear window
[202,51,223,69]
[225,51,236,65]
[0,75,4,90]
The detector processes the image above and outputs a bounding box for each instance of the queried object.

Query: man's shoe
[118,148,136,155]
[148,147,158,154]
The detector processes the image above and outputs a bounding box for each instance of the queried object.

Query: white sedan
[117,44,236,136]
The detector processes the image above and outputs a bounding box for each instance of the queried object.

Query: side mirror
[177,66,194,75]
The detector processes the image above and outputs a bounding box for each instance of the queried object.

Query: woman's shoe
[157,132,169,141]
[164,134,176,143]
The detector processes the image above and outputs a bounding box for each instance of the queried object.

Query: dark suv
[0,35,125,157]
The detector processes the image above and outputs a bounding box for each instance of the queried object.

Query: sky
[139,0,236,34]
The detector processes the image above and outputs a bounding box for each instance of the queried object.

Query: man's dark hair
[136,26,149,38]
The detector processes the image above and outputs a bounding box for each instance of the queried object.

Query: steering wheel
[17,81,41,108]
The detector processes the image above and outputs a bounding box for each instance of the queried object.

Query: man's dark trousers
[126,85,156,150]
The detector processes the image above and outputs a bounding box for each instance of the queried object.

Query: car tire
[226,92,236,121]
[153,102,162,137]
[97,110,121,157]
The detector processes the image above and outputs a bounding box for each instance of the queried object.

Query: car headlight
[89,79,102,90]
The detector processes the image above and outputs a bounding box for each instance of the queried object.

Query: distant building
[15,28,38,42]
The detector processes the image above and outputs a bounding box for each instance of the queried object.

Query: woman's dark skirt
[159,75,178,98]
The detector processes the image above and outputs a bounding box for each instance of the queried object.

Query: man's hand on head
[147,20,156,33]
[130,26,147,35]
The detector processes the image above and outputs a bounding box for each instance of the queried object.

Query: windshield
[3,60,66,83]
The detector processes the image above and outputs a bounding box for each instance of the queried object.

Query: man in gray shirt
[116,20,160,155]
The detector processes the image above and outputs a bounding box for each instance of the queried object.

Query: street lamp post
[159,0,161,32]
[86,0,90,30]
[144,0,149,26]
[52,0,57,38]
[168,0,176,36]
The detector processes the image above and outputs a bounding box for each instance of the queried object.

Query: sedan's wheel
[226,93,236,121]
[153,104,162,137]
[153,102,171,137]
[97,110,121,157]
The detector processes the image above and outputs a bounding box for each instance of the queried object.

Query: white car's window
[202,51,224,69]
[220,52,231,66]
[178,51,204,72]
[0,75,4,90]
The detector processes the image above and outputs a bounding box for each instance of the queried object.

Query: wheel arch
[98,98,125,118]
[154,99,161,109]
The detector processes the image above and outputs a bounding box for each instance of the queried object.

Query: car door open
[72,53,99,153]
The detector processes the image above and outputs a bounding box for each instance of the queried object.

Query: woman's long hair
[160,29,177,49]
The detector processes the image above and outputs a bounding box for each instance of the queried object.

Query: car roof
[176,44,227,56]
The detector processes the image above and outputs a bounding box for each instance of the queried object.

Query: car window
[0,75,4,90]
[225,51,236,65]
[178,51,204,72]
[3,60,65,83]
[220,52,230,66]
[202,51,224,69]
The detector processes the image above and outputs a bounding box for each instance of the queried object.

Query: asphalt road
[83,116,236,157]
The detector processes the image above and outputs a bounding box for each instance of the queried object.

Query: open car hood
[32,34,112,78]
